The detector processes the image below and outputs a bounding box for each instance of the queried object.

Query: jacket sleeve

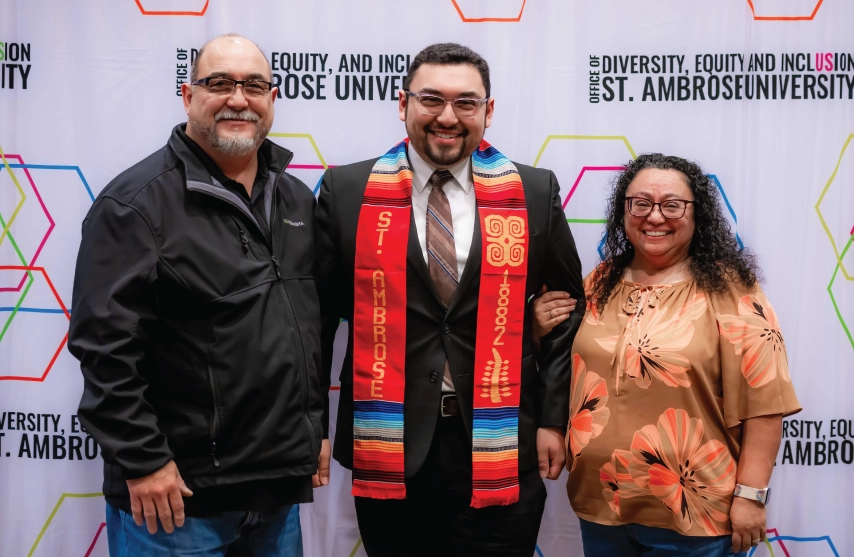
[68,197,174,478]
[314,169,342,438]
[536,171,586,432]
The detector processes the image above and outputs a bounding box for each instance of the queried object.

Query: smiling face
[623,168,695,268]
[182,36,276,157]
[398,63,494,169]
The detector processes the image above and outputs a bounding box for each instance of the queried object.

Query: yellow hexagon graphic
[818,133,854,349]
[815,133,854,279]
[267,132,330,196]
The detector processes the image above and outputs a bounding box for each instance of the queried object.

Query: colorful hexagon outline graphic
[531,138,746,264]
[815,134,854,349]
[533,135,637,168]
[451,0,527,22]
[0,150,38,349]
[135,0,209,16]
[0,266,71,383]
[83,523,107,557]
[347,537,363,557]
[745,0,824,21]
[268,131,334,196]
[707,174,745,250]
[26,492,104,557]
[747,527,840,557]
[828,234,854,350]
[0,157,93,354]
[0,146,27,251]
[533,134,637,260]
[0,153,56,292]
[561,166,623,260]
[561,166,624,212]
[816,133,854,279]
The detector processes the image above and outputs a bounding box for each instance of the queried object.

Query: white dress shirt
[408,146,476,281]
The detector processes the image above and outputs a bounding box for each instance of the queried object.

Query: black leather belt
[441,393,459,417]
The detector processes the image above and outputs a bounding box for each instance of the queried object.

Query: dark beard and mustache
[189,108,270,156]
[420,125,472,167]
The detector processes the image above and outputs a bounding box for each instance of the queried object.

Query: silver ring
[549,309,555,319]
[752,539,762,545]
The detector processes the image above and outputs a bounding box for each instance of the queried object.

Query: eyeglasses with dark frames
[625,197,695,219]
[404,91,489,119]
[191,76,274,97]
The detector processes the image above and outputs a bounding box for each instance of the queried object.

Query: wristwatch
[734,484,771,505]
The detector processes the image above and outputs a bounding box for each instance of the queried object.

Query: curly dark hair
[591,153,760,311]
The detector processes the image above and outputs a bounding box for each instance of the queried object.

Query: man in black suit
[314,43,584,556]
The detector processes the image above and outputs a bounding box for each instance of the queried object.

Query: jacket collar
[167,123,294,189]
[167,124,293,234]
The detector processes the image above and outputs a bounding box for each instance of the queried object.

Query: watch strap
[734,483,770,505]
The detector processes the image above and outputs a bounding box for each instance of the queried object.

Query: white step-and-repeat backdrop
[1,1,852,555]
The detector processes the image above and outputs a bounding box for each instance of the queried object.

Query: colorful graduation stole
[352,139,528,508]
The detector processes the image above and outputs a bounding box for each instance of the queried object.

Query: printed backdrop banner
[1,1,852,555]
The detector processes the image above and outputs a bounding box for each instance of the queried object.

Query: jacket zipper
[207,365,221,468]
[266,181,318,460]
[187,160,319,462]
[233,219,253,258]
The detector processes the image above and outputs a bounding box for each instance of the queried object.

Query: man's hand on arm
[531,284,577,345]
[312,439,331,488]
[533,173,584,473]
[536,427,566,480]
[127,460,193,534]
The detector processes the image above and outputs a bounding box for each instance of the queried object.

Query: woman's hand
[730,496,766,553]
[532,285,577,344]
[730,414,781,553]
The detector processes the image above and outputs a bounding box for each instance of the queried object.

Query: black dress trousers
[354,411,547,557]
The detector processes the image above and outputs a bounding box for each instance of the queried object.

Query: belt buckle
[441,393,458,417]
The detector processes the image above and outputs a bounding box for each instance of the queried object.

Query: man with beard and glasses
[68,34,328,556]
[314,43,585,556]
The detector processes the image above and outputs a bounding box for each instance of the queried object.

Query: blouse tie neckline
[610,284,666,395]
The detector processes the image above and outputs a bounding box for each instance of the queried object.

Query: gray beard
[188,116,270,157]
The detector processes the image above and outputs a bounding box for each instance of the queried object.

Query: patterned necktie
[426,169,457,390]
[427,170,458,305]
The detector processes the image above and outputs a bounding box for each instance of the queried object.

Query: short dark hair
[591,153,760,311]
[190,33,270,82]
[403,43,491,97]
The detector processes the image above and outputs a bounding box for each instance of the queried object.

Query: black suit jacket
[314,154,585,478]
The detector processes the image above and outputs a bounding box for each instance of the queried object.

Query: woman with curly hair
[532,154,800,556]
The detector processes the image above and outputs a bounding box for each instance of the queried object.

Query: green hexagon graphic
[828,234,854,350]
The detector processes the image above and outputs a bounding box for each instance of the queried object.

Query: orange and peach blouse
[567,270,801,537]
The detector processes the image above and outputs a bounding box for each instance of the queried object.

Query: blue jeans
[106,502,303,557]
[579,518,747,557]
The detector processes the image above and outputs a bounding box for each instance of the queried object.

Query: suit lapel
[407,208,443,305]
[446,206,481,316]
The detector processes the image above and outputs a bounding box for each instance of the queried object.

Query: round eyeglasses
[404,91,489,119]
[191,76,273,97]
[626,197,694,219]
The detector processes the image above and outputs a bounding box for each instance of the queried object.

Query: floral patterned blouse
[566,269,801,537]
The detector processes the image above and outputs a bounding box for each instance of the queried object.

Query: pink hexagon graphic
[0,154,55,292]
